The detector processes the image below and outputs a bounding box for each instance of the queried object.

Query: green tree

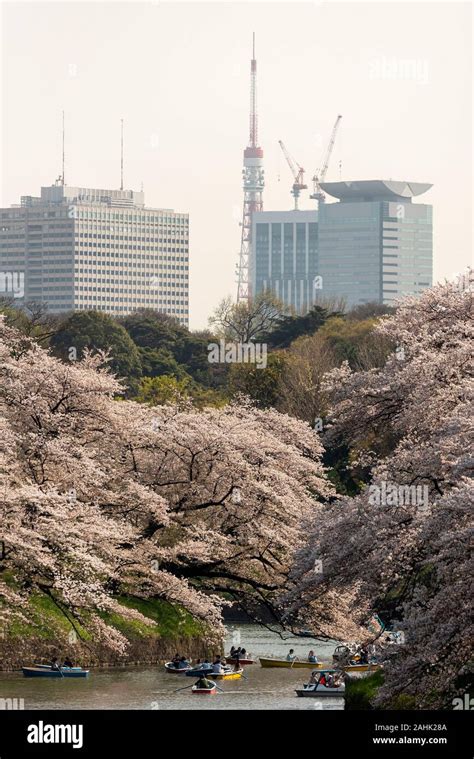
[227,353,286,408]
[136,375,191,405]
[50,311,142,392]
[265,304,342,349]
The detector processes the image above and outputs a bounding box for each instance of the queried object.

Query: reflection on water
[0,624,343,710]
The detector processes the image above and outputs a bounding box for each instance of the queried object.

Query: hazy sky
[1,1,472,328]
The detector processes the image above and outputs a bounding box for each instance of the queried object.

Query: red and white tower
[237,33,264,303]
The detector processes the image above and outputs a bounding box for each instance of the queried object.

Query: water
[0,624,344,710]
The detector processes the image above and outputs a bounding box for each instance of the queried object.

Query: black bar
[0,709,471,757]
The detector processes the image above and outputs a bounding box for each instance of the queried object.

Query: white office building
[0,183,189,325]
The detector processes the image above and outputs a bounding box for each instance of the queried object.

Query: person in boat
[319,672,327,686]
[178,656,190,669]
[195,675,214,689]
[50,657,61,671]
[63,657,74,668]
[309,670,319,686]
[360,646,369,664]
[286,649,297,662]
[200,659,211,670]
[326,673,335,687]
[333,672,343,688]
[172,653,181,667]
[229,646,237,657]
[212,656,224,674]
[307,650,318,663]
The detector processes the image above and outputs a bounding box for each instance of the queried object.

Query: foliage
[265,305,342,349]
[285,277,474,708]
[227,353,286,408]
[0,317,332,653]
[49,310,142,392]
[209,292,284,343]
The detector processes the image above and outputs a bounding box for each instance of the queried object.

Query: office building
[0,183,189,325]
[317,180,432,307]
[251,210,319,313]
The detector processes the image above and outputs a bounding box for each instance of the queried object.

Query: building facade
[317,180,433,308]
[251,210,319,313]
[0,183,189,325]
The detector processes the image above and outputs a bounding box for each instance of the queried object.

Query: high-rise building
[317,180,432,308]
[0,183,189,325]
[251,210,318,313]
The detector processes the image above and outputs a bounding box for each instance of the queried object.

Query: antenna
[120,119,124,191]
[62,110,65,185]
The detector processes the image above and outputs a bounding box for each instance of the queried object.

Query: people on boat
[195,675,214,689]
[309,670,319,685]
[50,657,61,671]
[360,646,369,664]
[171,653,181,667]
[319,672,327,686]
[333,672,343,688]
[200,659,211,669]
[307,650,318,663]
[286,649,297,662]
[178,656,190,669]
[63,657,74,668]
[212,656,224,674]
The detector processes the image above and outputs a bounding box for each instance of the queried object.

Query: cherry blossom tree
[286,274,473,707]
[0,317,332,653]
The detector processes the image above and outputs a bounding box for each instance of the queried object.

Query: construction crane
[310,114,342,206]
[278,140,307,210]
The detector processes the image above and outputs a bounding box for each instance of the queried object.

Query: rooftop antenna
[61,110,65,185]
[120,118,124,191]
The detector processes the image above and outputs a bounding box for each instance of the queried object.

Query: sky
[1,1,472,329]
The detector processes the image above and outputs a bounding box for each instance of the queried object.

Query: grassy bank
[0,591,215,670]
[345,670,384,710]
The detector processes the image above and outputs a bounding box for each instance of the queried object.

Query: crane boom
[310,114,342,205]
[278,140,307,210]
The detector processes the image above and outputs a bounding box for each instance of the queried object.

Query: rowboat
[295,669,346,698]
[185,667,214,677]
[34,664,83,672]
[259,657,324,669]
[225,657,255,666]
[164,662,192,674]
[192,683,217,695]
[208,668,243,680]
[296,677,345,698]
[22,667,89,678]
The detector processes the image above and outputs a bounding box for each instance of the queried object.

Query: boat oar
[175,683,194,692]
